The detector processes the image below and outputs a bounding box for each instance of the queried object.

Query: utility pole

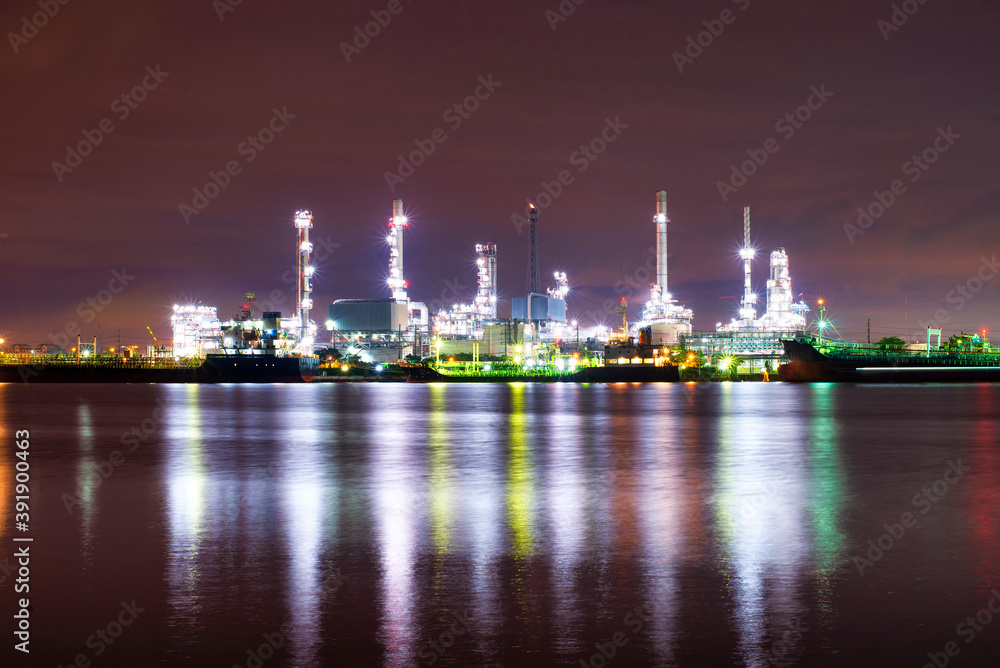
[867,319,871,344]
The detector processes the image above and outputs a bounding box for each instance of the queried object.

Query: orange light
[818,299,824,305]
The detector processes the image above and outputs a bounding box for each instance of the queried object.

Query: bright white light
[305,266,315,277]
[656,214,667,223]
[375,364,384,373]
[483,363,492,372]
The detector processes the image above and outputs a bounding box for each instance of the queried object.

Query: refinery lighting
[294,209,315,354]
[641,190,694,338]
[548,272,569,301]
[719,208,809,333]
[171,304,223,358]
[387,199,409,303]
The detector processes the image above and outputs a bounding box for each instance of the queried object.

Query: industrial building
[718,207,810,333]
[680,206,811,374]
[638,191,694,344]
[433,242,499,339]
[512,206,568,337]
[171,304,223,357]
[328,299,408,335]
[511,294,566,322]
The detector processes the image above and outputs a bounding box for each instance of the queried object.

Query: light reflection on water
[713,385,811,668]
[1,382,999,666]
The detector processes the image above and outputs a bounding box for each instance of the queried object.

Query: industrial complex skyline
[1,1,997,345]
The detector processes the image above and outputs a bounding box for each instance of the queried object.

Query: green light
[506,384,534,558]
[429,385,453,554]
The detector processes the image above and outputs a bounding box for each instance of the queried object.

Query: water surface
[1,382,998,666]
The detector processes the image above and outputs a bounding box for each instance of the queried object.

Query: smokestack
[526,204,540,296]
[294,210,314,352]
[739,206,756,323]
[655,191,668,297]
[388,199,408,302]
[393,198,404,288]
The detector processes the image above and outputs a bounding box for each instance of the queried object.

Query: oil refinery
[2,189,824,382]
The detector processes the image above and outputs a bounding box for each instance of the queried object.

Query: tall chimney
[655,191,669,298]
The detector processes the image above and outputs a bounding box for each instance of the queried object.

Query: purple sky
[1,0,998,347]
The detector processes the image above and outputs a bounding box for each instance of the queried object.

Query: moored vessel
[779,338,1000,383]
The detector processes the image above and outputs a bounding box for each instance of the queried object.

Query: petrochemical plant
[157,191,815,375]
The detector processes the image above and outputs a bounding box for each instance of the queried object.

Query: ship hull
[778,339,1000,383]
[0,355,318,384]
[569,365,680,383]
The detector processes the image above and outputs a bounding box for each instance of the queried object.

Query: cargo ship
[778,338,1000,382]
[0,354,319,384]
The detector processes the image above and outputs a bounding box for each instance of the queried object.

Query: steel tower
[475,242,498,321]
[294,210,314,349]
[526,204,540,297]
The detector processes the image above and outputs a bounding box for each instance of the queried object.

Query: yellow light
[818,299,824,305]
[341,364,349,372]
